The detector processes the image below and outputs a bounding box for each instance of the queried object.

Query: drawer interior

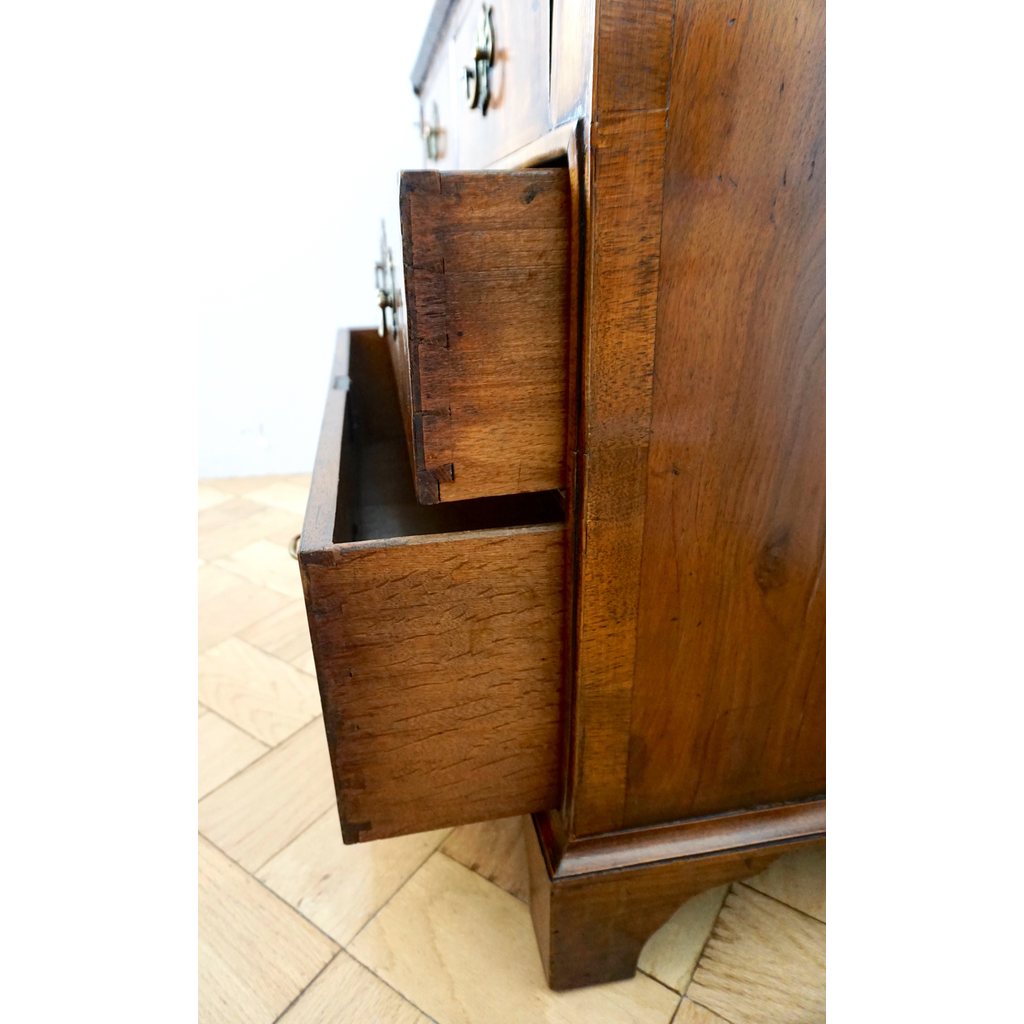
[335,327,564,545]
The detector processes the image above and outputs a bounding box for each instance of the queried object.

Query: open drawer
[395,168,570,504]
[298,328,565,843]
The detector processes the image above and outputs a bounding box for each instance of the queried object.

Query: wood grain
[639,884,729,993]
[298,329,361,554]
[527,813,820,991]
[198,476,818,1016]
[215,539,305,600]
[592,0,674,116]
[624,0,826,826]
[198,836,337,1024]
[239,600,315,668]
[199,495,262,534]
[564,0,825,844]
[673,1000,731,1024]
[744,845,825,923]
[687,884,825,1024]
[547,799,825,877]
[258,810,449,944]
[566,83,671,836]
[278,951,432,1024]
[305,525,565,842]
[198,637,320,745]
[199,503,300,562]
[207,472,312,497]
[300,330,566,842]
[198,718,336,871]
[283,0,826,995]
[198,707,267,798]
[198,564,291,653]
[198,562,245,603]
[348,852,679,1024]
[245,478,311,516]
[399,169,570,502]
[441,815,530,901]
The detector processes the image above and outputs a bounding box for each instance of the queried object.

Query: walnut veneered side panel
[565,0,825,838]
[623,0,826,826]
[299,330,565,843]
[399,169,570,504]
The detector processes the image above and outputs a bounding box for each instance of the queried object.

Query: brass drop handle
[375,260,395,337]
[374,220,396,338]
[288,534,300,560]
[417,101,442,162]
[464,5,494,115]
[464,66,480,111]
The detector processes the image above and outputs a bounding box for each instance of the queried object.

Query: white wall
[198,1,435,478]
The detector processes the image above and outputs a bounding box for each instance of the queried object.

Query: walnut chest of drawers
[299,0,825,990]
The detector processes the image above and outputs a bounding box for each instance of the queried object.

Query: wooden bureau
[299,0,825,990]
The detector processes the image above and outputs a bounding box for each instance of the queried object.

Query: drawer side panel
[304,525,565,842]
[400,168,571,504]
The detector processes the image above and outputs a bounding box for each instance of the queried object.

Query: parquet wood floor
[198,476,825,1023]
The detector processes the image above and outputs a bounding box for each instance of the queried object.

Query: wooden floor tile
[199,637,320,744]
[198,483,231,511]
[441,815,530,902]
[278,950,430,1024]
[199,495,264,533]
[258,811,449,945]
[197,473,822,1018]
[199,563,245,603]
[639,885,729,993]
[198,707,268,798]
[201,476,263,496]
[687,885,825,1024]
[199,505,300,561]
[239,600,314,667]
[348,853,680,1024]
[199,719,336,872]
[215,539,305,600]
[201,476,279,497]
[198,572,291,653]
[199,836,337,1024]
[291,647,316,676]
[246,478,312,516]
[207,474,311,497]
[744,846,825,923]
[672,998,729,1024]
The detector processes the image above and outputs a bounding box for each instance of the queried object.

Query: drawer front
[416,44,457,171]
[451,1,551,168]
[299,329,565,843]
[416,0,551,171]
[398,168,570,504]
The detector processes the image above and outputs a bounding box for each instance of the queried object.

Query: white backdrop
[198,1,435,478]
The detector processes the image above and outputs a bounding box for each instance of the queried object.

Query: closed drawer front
[396,167,570,504]
[415,0,551,171]
[416,54,457,170]
[299,328,565,843]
